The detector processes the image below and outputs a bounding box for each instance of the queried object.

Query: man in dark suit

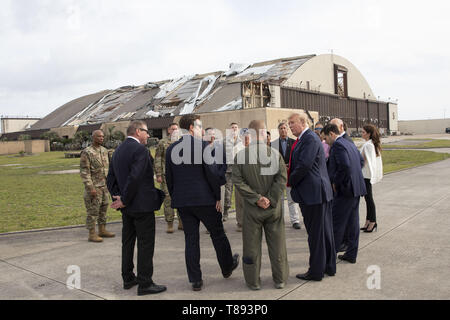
[107,120,167,296]
[272,122,301,229]
[330,118,354,144]
[287,113,336,281]
[330,118,354,252]
[323,123,367,264]
[165,114,239,291]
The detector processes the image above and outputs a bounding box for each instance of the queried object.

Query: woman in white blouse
[360,124,383,233]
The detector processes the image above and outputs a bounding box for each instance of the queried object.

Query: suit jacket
[343,132,354,144]
[165,134,222,208]
[107,138,162,214]
[272,137,295,165]
[210,141,227,186]
[289,128,333,206]
[327,136,366,198]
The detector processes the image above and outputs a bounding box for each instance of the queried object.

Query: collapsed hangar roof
[31,54,315,130]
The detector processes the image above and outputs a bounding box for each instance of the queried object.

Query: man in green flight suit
[232,120,289,290]
[155,122,182,233]
[80,130,115,242]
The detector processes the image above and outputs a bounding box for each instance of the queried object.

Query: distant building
[2,53,398,141]
[399,119,450,135]
[1,116,41,134]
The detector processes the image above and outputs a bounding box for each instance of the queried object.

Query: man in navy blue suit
[323,123,366,264]
[165,114,239,291]
[288,113,336,281]
[107,120,167,296]
[330,118,355,253]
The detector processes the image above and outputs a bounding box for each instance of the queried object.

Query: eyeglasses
[314,127,323,131]
[139,128,149,134]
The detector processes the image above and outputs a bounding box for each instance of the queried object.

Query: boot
[166,221,174,233]
[88,228,103,242]
[177,219,183,230]
[222,209,229,222]
[98,224,115,238]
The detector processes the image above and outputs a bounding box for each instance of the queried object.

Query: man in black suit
[107,120,167,296]
[288,113,336,281]
[272,122,301,229]
[330,118,354,144]
[165,114,239,291]
[329,118,354,252]
[323,123,366,264]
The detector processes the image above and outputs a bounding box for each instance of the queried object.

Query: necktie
[287,138,299,187]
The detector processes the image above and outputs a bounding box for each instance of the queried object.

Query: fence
[280,87,390,133]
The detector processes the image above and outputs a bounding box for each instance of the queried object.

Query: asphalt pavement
[1,158,449,300]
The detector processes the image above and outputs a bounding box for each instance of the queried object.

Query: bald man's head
[330,118,344,134]
[92,130,105,147]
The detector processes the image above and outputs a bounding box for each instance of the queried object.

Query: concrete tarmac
[1,158,450,300]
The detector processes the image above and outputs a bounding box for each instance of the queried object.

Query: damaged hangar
[5,53,398,141]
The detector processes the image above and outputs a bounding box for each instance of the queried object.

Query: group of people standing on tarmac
[79,112,383,295]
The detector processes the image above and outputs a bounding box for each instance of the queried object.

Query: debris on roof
[216,98,242,112]
[180,75,219,115]
[224,63,251,76]
[146,110,160,118]
[154,75,194,100]
[31,55,317,129]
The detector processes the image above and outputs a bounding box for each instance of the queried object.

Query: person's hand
[156,175,163,183]
[257,197,270,209]
[90,188,97,199]
[332,184,337,193]
[111,195,125,209]
[216,200,222,213]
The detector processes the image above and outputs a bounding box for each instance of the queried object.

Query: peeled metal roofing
[63,88,142,126]
[32,55,316,128]
[195,83,241,114]
[225,55,315,84]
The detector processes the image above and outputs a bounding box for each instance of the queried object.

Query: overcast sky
[1,0,450,125]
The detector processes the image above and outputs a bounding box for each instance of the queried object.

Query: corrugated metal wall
[281,87,389,132]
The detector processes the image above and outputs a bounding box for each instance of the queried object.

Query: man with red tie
[287,113,336,281]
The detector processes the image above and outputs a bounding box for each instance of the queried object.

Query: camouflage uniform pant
[160,178,179,223]
[84,186,109,229]
[224,171,234,211]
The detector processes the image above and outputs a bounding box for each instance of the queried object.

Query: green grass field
[383,139,450,149]
[0,151,164,233]
[382,149,450,173]
[0,149,448,233]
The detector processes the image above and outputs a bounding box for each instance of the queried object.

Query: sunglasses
[139,128,149,134]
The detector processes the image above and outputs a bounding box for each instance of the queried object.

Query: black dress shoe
[192,280,203,291]
[296,272,322,281]
[137,283,167,296]
[338,254,356,264]
[223,253,240,278]
[293,223,301,229]
[338,244,348,252]
[123,278,138,290]
[325,271,336,277]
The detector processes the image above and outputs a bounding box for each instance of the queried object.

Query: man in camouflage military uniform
[155,123,182,233]
[224,122,242,223]
[80,130,115,242]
